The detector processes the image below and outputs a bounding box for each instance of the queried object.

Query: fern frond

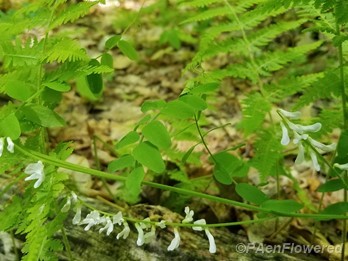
[180,0,222,7]
[182,6,231,24]
[201,19,308,61]
[318,107,342,135]
[295,70,341,108]
[255,41,323,76]
[239,92,272,135]
[200,4,287,49]
[264,72,325,101]
[50,1,98,29]
[250,129,283,182]
[0,38,42,68]
[45,38,89,63]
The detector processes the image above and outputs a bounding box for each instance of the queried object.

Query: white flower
[192,219,216,254]
[71,191,78,202]
[182,206,194,223]
[6,137,14,153]
[24,161,45,188]
[81,210,102,231]
[135,223,145,246]
[278,109,301,119]
[72,205,82,225]
[167,228,180,251]
[144,225,156,244]
[61,197,71,213]
[280,122,290,145]
[295,143,305,164]
[205,229,216,253]
[310,150,320,171]
[0,137,15,157]
[117,221,130,240]
[157,220,166,229]
[112,212,124,225]
[308,137,336,152]
[192,219,206,231]
[288,122,321,134]
[293,132,308,144]
[334,163,348,170]
[0,137,4,157]
[99,217,114,236]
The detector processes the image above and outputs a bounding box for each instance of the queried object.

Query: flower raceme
[278,109,336,171]
[66,199,216,254]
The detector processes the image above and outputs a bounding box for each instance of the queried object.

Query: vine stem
[14,144,348,220]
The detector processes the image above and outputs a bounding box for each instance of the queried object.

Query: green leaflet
[0,113,21,139]
[86,59,104,96]
[142,120,171,150]
[105,35,122,50]
[161,100,195,119]
[43,81,71,92]
[317,179,346,192]
[20,104,65,128]
[319,202,348,220]
[212,151,249,185]
[117,40,139,61]
[132,142,165,173]
[115,131,140,149]
[261,199,303,214]
[141,99,166,113]
[180,94,207,111]
[124,167,145,203]
[101,53,113,69]
[5,79,34,101]
[108,154,135,172]
[236,183,269,205]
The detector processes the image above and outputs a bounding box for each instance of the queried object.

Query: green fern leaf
[255,41,323,76]
[295,70,341,108]
[239,92,272,135]
[50,1,98,29]
[264,72,325,101]
[250,130,283,182]
[45,38,89,63]
[180,0,222,7]
[318,107,342,135]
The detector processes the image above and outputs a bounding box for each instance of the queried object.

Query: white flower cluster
[278,109,336,171]
[0,137,14,156]
[66,199,216,254]
[175,206,216,254]
[24,161,45,188]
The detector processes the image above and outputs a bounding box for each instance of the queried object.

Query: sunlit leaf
[236,183,269,205]
[142,120,171,149]
[132,142,165,173]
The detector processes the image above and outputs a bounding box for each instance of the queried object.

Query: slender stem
[194,115,237,185]
[336,23,348,129]
[14,144,348,220]
[61,228,73,261]
[92,135,114,199]
[342,171,348,261]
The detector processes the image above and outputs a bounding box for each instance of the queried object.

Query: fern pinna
[180,0,346,182]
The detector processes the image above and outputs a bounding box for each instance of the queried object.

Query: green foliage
[261,199,303,213]
[236,183,269,205]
